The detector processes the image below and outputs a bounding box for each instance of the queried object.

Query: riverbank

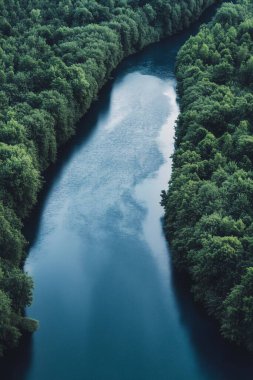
[162,0,253,352]
[3,12,253,378]
[0,0,219,353]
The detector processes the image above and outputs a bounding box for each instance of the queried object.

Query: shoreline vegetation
[0,0,217,355]
[162,0,253,352]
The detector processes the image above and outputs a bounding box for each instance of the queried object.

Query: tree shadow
[8,3,227,378]
[170,265,253,380]
[0,334,33,380]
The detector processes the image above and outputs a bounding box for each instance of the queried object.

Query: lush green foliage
[0,0,217,354]
[162,0,253,351]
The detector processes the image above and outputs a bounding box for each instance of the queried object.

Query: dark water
[2,7,253,380]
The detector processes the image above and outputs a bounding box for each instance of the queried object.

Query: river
[1,6,253,380]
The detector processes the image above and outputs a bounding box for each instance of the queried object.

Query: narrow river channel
[1,6,253,380]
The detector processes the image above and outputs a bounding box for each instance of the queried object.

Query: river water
[1,7,253,380]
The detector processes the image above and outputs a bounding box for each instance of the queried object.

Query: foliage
[0,0,218,354]
[162,0,253,351]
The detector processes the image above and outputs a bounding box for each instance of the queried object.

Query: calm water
[1,7,253,380]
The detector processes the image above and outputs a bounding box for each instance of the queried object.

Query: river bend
[1,7,253,380]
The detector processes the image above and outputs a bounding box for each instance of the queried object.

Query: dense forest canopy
[0,0,217,354]
[162,0,253,352]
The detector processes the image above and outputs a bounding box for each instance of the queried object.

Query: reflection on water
[1,5,253,380]
[172,269,253,380]
[134,84,178,275]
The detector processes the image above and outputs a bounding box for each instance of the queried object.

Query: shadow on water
[2,3,253,380]
[170,266,253,380]
[0,335,33,380]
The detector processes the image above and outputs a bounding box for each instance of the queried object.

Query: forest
[0,0,218,354]
[162,0,253,351]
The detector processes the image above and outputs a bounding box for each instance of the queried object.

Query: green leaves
[163,0,253,351]
[0,202,26,264]
[0,0,220,356]
[222,268,253,350]
[0,266,33,313]
[0,290,21,356]
[0,143,41,218]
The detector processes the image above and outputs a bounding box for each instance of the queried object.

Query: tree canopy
[0,0,218,354]
[162,0,253,351]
